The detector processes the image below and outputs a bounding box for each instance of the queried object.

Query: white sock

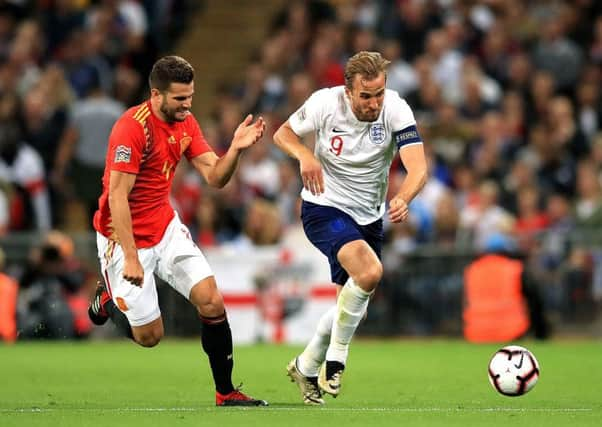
[325,279,371,366]
[297,305,336,377]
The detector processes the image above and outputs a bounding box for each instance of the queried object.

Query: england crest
[369,123,386,145]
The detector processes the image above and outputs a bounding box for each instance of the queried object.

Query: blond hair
[344,51,390,89]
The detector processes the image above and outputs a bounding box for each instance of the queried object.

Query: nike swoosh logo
[332,128,346,133]
[514,352,524,369]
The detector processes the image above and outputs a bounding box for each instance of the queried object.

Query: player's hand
[388,196,409,223]
[299,153,324,195]
[123,255,144,287]
[232,114,266,151]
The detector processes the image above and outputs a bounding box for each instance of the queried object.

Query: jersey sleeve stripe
[135,110,151,125]
[133,104,149,121]
[393,125,422,149]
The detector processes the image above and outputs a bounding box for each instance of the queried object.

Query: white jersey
[289,86,422,225]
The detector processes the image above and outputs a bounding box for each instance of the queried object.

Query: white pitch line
[0,407,594,413]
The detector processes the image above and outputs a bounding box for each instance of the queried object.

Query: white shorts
[97,213,213,327]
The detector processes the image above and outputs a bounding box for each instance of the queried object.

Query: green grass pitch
[1,339,601,426]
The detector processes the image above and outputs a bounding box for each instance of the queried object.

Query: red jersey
[93,101,213,247]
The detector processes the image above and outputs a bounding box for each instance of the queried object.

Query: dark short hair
[344,51,390,89]
[148,56,194,92]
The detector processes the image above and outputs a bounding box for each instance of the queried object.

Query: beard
[350,102,380,122]
[160,100,188,123]
[356,110,380,122]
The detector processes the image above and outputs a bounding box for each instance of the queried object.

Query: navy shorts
[301,201,384,285]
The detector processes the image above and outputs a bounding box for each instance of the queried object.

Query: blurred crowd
[193,0,602,253]
[1,0,602,339]
[2,0,601,251]
[0,0,196,234]
[0,0,196,340]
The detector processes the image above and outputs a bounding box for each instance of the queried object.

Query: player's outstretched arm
[388,144,428,223]
[191,114,265,188]
[273,121,324,195]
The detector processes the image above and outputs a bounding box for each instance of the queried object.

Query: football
[488,345,540,396]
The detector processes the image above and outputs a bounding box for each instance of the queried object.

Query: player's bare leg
[131,317,164,347]
[319,240,381,397]
[189,276,268,406]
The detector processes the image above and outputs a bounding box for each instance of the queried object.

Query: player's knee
[135,329,164,348]
[195,290,225,318]
[137,334,162,348]
[208,290,224,310]
[190,278,225,317]
[202,297,225,317]
[354,262,383,290]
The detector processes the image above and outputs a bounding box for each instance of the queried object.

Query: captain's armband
[393,125,422,149]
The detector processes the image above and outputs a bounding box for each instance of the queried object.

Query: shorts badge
[116,297,129,312]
